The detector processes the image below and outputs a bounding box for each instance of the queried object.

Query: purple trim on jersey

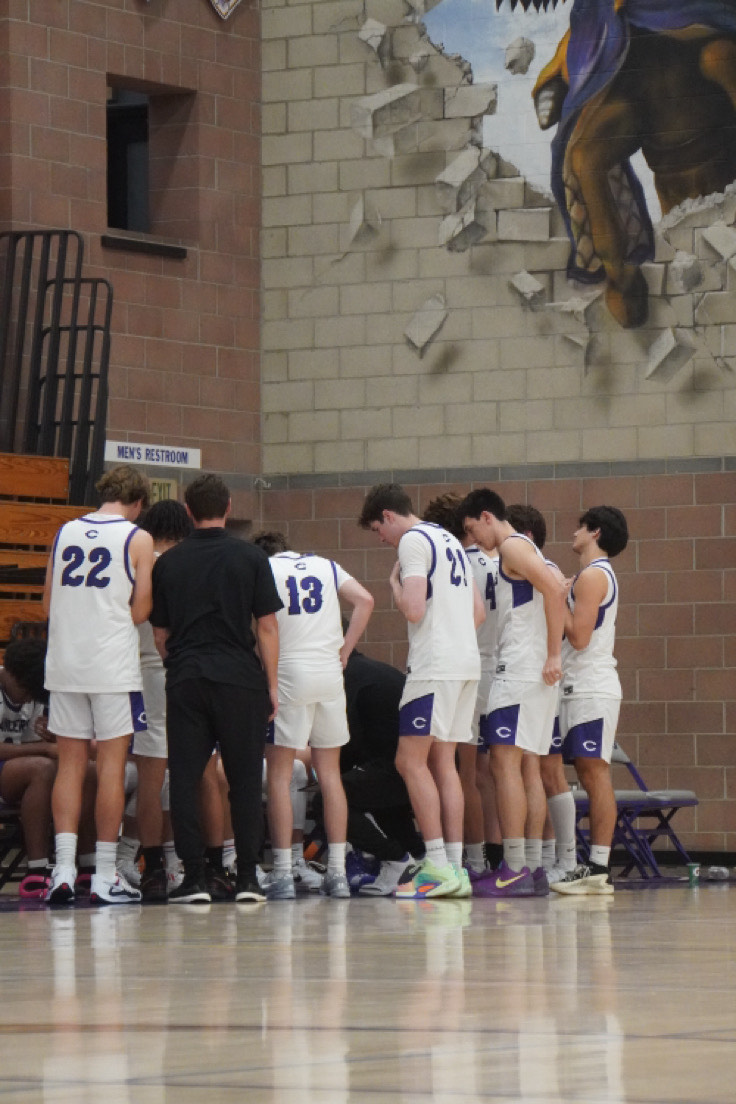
[548,715,563,755]
[266,719,275,744]
[563,717,604,761]
[123,527,137,585]
[499,559,533,608]
[330,560,339,590]
[499,535,534,608]
[570,559,617,631]
[409,525,437,602]
[399,692,434,737]
[480,703,521,749]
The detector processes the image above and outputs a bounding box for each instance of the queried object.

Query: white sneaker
[359,856,413,897]
[90,872,142,905]
[46,864,77,905]
[545,864,576,887]
[293,856,324,892]
[117,858,141,888]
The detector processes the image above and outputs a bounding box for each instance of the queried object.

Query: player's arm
[500,536,567,684]
[338,578,375,668]
[153,627,170,661]
[129,528,155,624]
[390,561,427,624]
[0,739,57,761]
[472,578,486,629]
[255,612,279,721]
[564,566,609,651]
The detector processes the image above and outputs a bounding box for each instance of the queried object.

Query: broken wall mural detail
[348,0,736,382]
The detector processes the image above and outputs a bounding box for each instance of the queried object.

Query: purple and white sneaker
[472,859,536,898]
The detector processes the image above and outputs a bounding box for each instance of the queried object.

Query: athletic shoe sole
[552,875,614,896]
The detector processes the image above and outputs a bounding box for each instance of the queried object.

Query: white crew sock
[548,790,578,869]
[503,838,526,873]
[424,838,449,869]
[54,832,77,870]
[327,842,346,874]
[96,841,118,882]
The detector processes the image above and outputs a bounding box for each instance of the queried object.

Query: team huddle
[0,464,628,906]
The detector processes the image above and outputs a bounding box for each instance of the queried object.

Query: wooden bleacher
[0,452,86,650]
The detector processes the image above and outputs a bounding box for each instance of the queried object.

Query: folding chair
[574,741,698,879]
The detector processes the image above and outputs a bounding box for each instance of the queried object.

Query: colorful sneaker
[46,864,77,906]
[359,856,414,897]
[169,874,211,904]
[90,872,142,905]
[448,866,473,898]
[551,863,614,896]
[472,859,535,898]
[19,868,51,899]
[321,870,351,898]
[264,871,296,900]
[74,870,93,898]
[345,849,380,891]
[293,856,325,892]
[532,866,550,896]
[394,859,460,899]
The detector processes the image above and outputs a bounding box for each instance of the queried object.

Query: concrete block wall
[1,0,261,516]
[260,0,735,477]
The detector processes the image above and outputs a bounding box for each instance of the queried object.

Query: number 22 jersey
[45,512,142,693]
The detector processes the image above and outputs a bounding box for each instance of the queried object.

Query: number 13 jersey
[45,512,142,693]
[269,552,351,703]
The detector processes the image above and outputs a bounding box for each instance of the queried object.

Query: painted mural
[426,0,736,330]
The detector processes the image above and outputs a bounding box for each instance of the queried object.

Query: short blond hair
[95,465,150,508]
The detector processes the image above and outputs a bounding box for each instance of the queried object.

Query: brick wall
[260,465,736,853]
[1,0,261,517]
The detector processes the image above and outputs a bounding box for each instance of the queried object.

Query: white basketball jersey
[466,545,499,669]
[0,688,44,744]
[45,512,142,693]
[495,533,550,682]
[269,552,351,700]
[562,559,621,699]
[399,522,480,681]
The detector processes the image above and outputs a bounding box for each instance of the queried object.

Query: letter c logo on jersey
[583,739,598,752]
[551,733,563,749]
[412,717,428,731]
[138,709,147,726]
[85,529,99,539]
[495,726,513,741]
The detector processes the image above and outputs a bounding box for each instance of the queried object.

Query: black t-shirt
[150,528,283,689]
[341,650,405,770]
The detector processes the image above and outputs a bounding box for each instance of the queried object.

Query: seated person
[0,640,95,896]
[312,647,424,896]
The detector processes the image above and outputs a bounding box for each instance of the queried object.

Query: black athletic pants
[166,677,269,879]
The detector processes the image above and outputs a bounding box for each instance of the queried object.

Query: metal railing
[0,230,112,504]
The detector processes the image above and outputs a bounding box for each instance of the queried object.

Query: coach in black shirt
[151,474,282,903]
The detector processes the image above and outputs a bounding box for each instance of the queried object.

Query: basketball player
[359,484,483,899]
[458,488,567,898]
[505,504,578,887]
[421,493,491,879]
[253,531,374,900]
[552,506,629,896]
[44,465,154,906]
